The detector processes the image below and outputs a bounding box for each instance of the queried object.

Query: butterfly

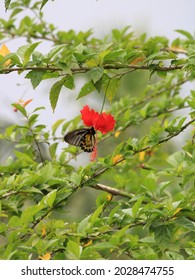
[64,127,96,153]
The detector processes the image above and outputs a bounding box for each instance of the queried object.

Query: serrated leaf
[49,77,66,112]
[77,80,95,99]
[26,70,45,88]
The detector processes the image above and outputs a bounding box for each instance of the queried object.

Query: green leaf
[17,42,41,66]
[24,42,41,66]
[110,225,130,245]
[49,77,66,112]
[43,190,57,208]
[20,205,41,225]
[5,0,11,10]
[14,151,35,164]
[52,119,65,136]
[89,204,104,224]
[156,71,167,78]
[66,240,82,260]
[152,224,174,245]
[40,0,49,10]
[0,223,7,233]
[45,45,65,61]
[89,67,104,83]
[106,78,119,101]
[0,53,22,67]
[64,74,74,89]
[77,80,95,99]
[175,217,195,232]
[49,143,58,159]
[176,30,194,40]
[12,103,27,117]
[69,172,82,186]
[28,114,39,126]
[26,70,45,89]
[103,49,126,62]
[77,215,90,235]
[39,162,55,183]
[132,196,144,218]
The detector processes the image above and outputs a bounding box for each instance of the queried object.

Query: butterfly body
[64,127,96,152]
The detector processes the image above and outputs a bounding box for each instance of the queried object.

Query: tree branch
[0,64,183,75]
[91,183,134,198]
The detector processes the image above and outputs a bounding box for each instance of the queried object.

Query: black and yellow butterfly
[64,127,96,153]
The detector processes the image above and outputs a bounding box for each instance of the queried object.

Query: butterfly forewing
[64,127,96,153]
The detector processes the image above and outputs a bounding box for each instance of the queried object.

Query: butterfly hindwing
[64,127,96,153]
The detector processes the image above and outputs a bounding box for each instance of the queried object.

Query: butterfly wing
[64,127,96,153]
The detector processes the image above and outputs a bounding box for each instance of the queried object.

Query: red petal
[80,105,99,127]
[94,112,116,134]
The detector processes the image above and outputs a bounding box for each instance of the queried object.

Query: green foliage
[0,0,195,260]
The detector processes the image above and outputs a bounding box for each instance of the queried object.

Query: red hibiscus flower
[80,105,116,161]
[80,105,116,134]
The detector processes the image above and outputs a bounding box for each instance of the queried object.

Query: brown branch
[0,64,183,75]
[91,183,134,198]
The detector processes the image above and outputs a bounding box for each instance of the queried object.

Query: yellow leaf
[39,252,51,260]
[0,44,11,67]
[130,56,145,65]
[115,131,121,138]
[85,58,98,67]
[139,151,145,161]
[41,225,47,237]
[107,194,112,201]
[112,154,124,165]
[173,207,183,216]
[83,240,93,247]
